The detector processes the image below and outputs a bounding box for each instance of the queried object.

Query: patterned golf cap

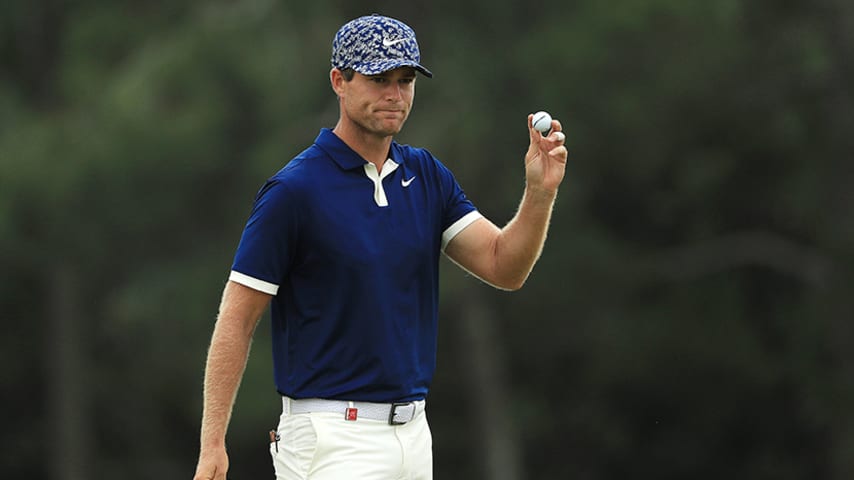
[331,14,433,78]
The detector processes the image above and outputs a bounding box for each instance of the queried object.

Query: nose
[386,83,403,102]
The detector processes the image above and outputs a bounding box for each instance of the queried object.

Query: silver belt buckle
[388,402,413,425]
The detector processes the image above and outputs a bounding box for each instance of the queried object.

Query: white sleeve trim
[229,270,279,295]
[441,210,483,251]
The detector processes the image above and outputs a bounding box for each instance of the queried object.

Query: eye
[400,78,415,84]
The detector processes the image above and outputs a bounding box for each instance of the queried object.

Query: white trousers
[270,400,433,479]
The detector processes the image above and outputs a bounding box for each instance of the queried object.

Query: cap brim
[353,60,433,78]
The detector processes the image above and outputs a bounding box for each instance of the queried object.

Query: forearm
[491,184,558,289]
[199,321,254,449]
[199,283,266,450]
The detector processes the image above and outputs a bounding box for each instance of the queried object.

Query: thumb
[194,461,225,480]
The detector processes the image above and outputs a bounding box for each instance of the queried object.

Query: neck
[332,120,394,170]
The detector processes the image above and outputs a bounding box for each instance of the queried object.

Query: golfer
[193,13,567,480]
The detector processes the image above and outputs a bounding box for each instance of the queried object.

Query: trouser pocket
[270,414,319,479]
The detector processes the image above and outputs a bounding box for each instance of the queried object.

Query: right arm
[193,280,272,480]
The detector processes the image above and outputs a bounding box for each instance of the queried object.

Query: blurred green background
[3,0,854,478]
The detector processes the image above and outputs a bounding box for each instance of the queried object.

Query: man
[193,14,567,480]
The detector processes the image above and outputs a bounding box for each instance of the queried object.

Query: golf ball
[532,111,552,133]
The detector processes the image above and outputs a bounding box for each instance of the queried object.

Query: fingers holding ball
[532,111,565,141]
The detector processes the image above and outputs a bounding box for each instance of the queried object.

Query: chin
[375,123,404,136]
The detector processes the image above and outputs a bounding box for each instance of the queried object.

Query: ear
[330,68,346,97]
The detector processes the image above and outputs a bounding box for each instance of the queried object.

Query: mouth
[376,110,405,122]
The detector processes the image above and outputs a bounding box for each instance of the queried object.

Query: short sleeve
[230,180,298,295]
[435,159,482,250]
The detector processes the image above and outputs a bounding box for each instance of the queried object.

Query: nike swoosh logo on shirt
[383,38,409,47]
[402,176,416,187]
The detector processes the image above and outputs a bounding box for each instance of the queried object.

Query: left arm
[444,114,568,290]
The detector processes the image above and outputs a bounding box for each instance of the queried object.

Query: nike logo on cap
[383,37,409,47]
[402,176,416,187]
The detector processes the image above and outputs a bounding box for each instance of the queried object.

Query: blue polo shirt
[229,129,482,402]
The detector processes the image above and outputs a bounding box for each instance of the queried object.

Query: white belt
[282,396,424,425]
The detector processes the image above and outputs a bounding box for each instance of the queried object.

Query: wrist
[524,183,558,202]
[200,427,227,450]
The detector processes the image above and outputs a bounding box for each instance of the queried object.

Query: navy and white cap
[331,14,433,78]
